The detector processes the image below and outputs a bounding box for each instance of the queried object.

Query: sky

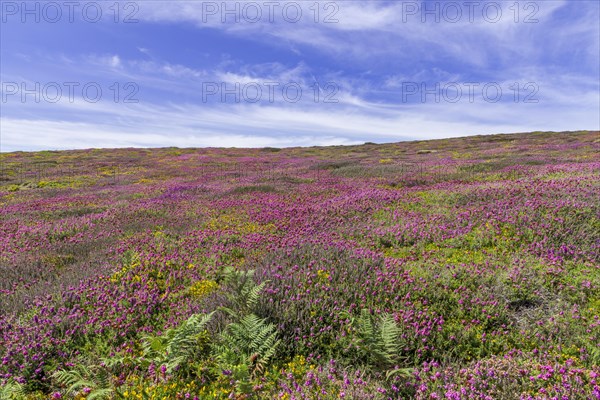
[0,0,599,151]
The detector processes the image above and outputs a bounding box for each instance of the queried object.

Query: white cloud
[86,54,122,69]
[2,85,598,152]
[131,0,590,71]
[2,1,597,151]
[109,55,121,68]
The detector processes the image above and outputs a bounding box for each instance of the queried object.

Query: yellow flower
[189,280,219,298]
[317,269,330,282]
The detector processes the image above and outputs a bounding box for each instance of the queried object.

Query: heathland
[0,131,599,399]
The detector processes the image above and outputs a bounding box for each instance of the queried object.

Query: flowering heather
[0,131,599,399]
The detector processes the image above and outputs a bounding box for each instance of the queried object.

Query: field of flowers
[0,131,599,399]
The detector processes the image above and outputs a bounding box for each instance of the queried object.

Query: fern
[131,268,278,390]
[141,311,215,374]
[216,313,280,375]
[100,354,128,370]
[0,379,26,400]
[53,365,113,399]
[221,268,268,316]
[165,311,214,371]
[345,309,406,370]
[214,268,279,375]
[586,341,600,365]
[379,313,401,363]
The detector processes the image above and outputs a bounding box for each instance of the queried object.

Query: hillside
[1,130,599,399]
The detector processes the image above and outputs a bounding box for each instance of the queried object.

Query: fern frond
[380,313,400,361]
[215,312,280,376]
[141,311,215,375]
[347,309,404,369]
[246,281,267,310]
[87,388,115,400]
[100,355,127,369]
[54,367,95,395]
[53,365,114,399]
[386,367,414,380]
[0,379,26,400]
[221,268,269,314]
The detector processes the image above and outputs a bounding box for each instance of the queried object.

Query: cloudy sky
[1,0,599,151]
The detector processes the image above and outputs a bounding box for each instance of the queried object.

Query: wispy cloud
[1,0,598,151]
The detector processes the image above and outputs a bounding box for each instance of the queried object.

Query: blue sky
[1,0,599,151]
